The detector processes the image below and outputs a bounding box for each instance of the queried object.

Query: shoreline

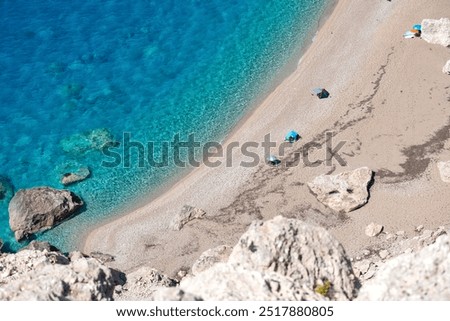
[76,0,339,248]
[83,0,450,276]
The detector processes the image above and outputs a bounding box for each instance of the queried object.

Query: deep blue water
[0,0,328,251]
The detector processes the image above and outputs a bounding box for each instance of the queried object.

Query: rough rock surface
[352,226,447,282]
[0,250,116,300]
[365,223,384,237]
[437,161,450,182]
[180,263,324,301]
[169,205,206,230]
[228,216,356,300]
[307,167,373,213]
[443,60,450,75]
[157,216,356,300]
[421,18,450,47]
[358,233,450,300]
[191,245,231,276]
[8,187,84,241]
[116,266,178,301]
[61,167,91,185]
[89,251,115,263]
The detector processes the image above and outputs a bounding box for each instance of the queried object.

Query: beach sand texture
[84,0,450,276]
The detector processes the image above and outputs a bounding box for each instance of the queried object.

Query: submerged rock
[421,18,450,47]
[8,187,84,241]
[169,205,206,230]
[61,167,91,185]
[437,161,450,182]
[0,176,14,202]
[358,233,450,300]
[60,128,116,155]
[443,60,450,75]
[307,167,373,213]
[0,250,116,300]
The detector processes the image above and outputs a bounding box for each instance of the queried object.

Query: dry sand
[83,0,450,276]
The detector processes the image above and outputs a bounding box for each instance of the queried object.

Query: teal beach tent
[285,130,300,143]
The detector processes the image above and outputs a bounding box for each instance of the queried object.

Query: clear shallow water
[0,0,328,251]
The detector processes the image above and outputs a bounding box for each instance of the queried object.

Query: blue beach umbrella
[285,130,300,142]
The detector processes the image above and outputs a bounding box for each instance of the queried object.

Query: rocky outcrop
[307,167,373,213]
[358,233,450,300]
[421,18,450,47]
[437,161,450,182]
[352,226,447,282]
[158,216,356,300]
[180,263,325,300]
[443,60,450,75]
[60,128,116,155]
[89,251,115,263]
[169,205,206,230]
[21,240,58,252]
[365,223,383,237]
[0,250,116,300]
[8,187,84,241]
[61,167,91,185]
[116,266,178,301]
[192,245,231,276]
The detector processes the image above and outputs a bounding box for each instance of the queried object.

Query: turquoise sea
[0,0,329,251]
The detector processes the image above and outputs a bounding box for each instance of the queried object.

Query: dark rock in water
[61,83,84,100]
[60,128,117,155]
[0,238,3,252]
[89,251,115,263]
[0,176,14,202]
[8,187,84,241]
[61,167,91,185]
[21,240,60,253]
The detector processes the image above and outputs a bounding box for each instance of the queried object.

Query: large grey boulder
[0,250,116,300]
[421,18,450,47]
[228,216,356,300]
[158,216,356,300]
[169,205,206,230]
[358,233,450,300]
[307,167,373,213]
[8,187,84,241]
[437,161,450,182]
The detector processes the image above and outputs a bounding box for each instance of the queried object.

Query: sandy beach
[83,0,450,276]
